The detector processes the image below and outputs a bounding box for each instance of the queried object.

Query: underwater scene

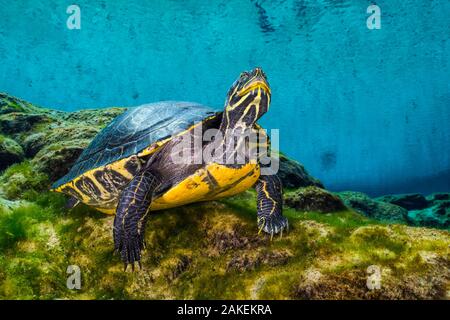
[0,0,449,301]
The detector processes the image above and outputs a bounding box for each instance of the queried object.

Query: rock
[226,249,292,272]
[0,93,125,180]
[284,186,345,213]
[0,161,49,200]
[32,140,91,181]
[0,112,54,136]
[426,193,450,202]
[163,254,192,282]
[278,153,324,189]
[0,165,449,299]
[26,124,102,173]
[337,191,408,223]
[0,92,43,115]
[22,133,47,157]
[376,193,429,210]
[407,200,450,229]
[208,225,264,255]
[60,108,124,127]
[0,135,24,170]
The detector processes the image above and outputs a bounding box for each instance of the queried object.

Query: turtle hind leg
[255,174,288,238]
[113,170,161,270]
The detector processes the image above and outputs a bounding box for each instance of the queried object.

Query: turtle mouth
[238,80,271,97]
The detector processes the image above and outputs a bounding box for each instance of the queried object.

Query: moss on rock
[0,187,448,300]
[0,135,24,170]
[284,186,346,213]
[337,191,408,224]
[0,161,49,200]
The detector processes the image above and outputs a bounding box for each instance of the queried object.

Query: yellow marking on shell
[150,163,260,211]
[52,156,136,207]
[95,207,115,215]
[151,168,211,209]
[212,166,260,199]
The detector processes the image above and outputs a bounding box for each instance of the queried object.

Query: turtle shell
[51,101,216,189]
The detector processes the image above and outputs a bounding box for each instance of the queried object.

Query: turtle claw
[123,261,143,272]
[115,234,145,272]
[257,214,289,239]
[257,217,265,235]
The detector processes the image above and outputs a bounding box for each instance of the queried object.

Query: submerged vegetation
[0,188,448,299]
[0,93,448,299]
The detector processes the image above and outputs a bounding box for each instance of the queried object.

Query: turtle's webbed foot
[258,214,289,238]
[114,230,145,271]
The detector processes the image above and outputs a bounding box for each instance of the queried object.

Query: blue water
[0,0,449,195]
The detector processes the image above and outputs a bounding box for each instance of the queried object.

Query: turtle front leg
[255,174,288,237]
[114,170,160,270]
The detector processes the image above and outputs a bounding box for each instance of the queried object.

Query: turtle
[51,67,288,268]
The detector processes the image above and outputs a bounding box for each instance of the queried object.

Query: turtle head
[222,67,271,129]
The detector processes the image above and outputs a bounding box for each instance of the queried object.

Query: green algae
[0,163,448,300]
[0,191,448,299]
[0,161,49,200]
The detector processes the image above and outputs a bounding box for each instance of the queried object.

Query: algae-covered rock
[0,135,24,170]
[284,186,345,213]
[373,192,450,229]
[376,193,429,210]
[0,112,53,136]
[337,191,408,223]
[0,93,43,115]
[0,190,448,300]
[0,161,49,200]
[32,140,92,181]
[426,193,450,201]
[407,200,450,229]
[0,93,124,181]
[0,154,447,300]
